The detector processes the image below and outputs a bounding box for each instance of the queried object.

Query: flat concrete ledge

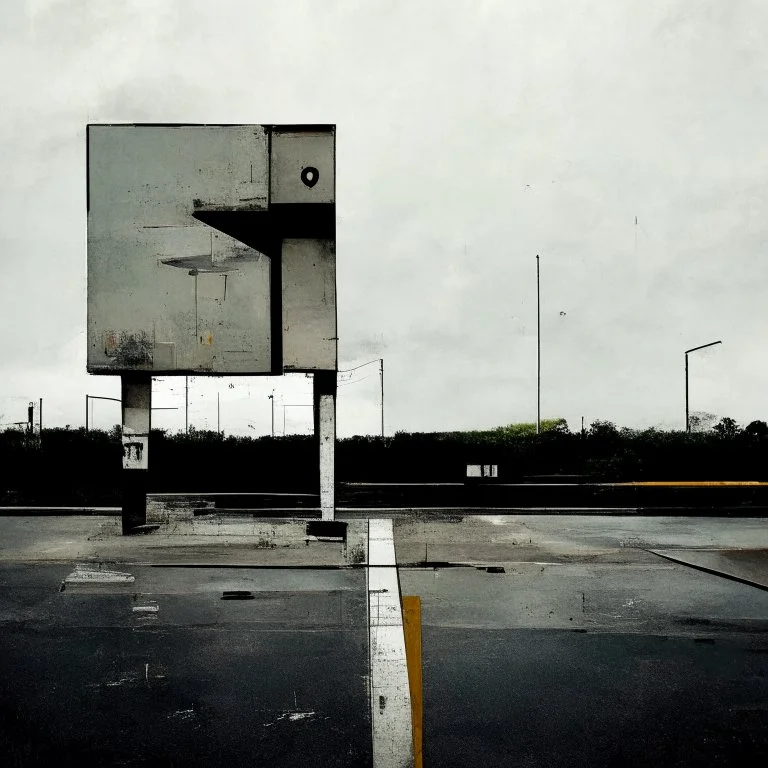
[147,496,215,524]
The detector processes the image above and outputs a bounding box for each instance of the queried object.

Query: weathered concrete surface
[391,514,768,565]
[0,515,367,567]
[399,523,768,767]
[147,496,215,524]
[4,513,768,568]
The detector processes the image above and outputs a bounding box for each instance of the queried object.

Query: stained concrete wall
[87,124,337,376]
[87,125,272,375]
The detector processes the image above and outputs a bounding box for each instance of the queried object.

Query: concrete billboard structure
[87,124,336,375]
[86,124,337,531]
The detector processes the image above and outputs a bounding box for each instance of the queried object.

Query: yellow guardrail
[617,481,768,487]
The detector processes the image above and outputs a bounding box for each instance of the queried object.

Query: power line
[339,359,381,373]
[338,374,374,387]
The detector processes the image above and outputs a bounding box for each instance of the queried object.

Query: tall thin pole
[185,376,189,434]
[536,254,541,435]
[39,397,42,441]
[380,358,384,437]
[85,394,89,433]
[217,392,220,434]
[685,353,689,433]
[269,391,275,437]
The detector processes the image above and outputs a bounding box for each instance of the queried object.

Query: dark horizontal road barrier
[4,483,768,515]
[335,482,768,510]
[189,483,768,512]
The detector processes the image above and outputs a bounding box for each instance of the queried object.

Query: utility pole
[338,358,386,437]
[39,398,42,442]
[217,392,220,434]
[536,254,541,435]
[185,376,189,435]
[268,391,275,437]
[380,358,384,437]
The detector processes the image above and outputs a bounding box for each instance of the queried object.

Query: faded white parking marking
[368,519,414,768]
[64,564,135,584]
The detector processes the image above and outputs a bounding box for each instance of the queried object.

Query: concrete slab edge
[648,549,768,592]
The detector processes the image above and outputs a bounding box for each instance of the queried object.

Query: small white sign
[466,464,498,478]
[122,435,148,470]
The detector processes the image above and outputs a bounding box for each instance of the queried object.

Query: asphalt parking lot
[0,561,371,767]
[1,512,767,766]
[400,556,768,767]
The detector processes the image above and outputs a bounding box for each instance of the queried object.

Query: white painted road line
[368,519,414,768]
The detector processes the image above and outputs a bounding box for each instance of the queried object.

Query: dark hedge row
[1,421,767,504]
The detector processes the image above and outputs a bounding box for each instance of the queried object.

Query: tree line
[1,417,767,505]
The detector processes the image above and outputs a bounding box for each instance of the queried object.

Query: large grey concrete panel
[87,125,273,375]
[87,123,338,376]
[282,238,337,371]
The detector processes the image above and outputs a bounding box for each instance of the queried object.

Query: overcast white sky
[1,0,767,436]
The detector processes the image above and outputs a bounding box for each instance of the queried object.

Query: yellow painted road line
[402,596,423,768]
[618,481,768,487]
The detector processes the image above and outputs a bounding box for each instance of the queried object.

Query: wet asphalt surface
[416,627,768,767]
[0,564,371,767]
[401,560,768,767]
[2,515,768,766]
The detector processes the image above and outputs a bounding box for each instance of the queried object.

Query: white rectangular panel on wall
[87,124,272,375]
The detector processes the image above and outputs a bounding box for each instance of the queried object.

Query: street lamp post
[85,395,121,432]
[379,358,384,437]
[267,391,275,437]
[536,254,541,435]
[685,340,722,432]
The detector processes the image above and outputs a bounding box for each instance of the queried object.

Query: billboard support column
[314,371,336,521]
[120,374,151,534]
